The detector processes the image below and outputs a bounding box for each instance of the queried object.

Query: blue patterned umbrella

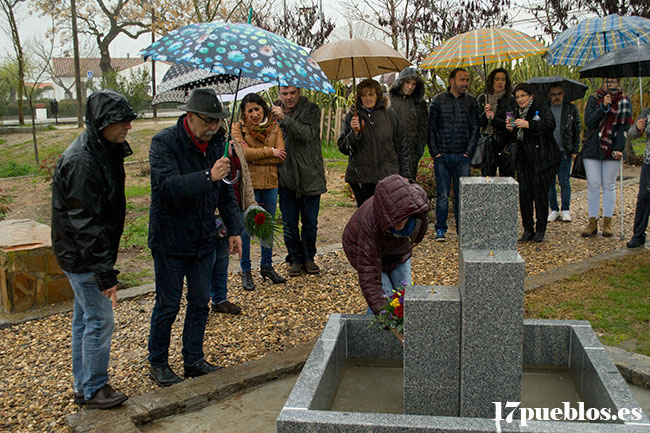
[140,22,334,94]
[546,14,650,66]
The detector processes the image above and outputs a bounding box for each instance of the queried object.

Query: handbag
[571,150,586,180]
[472,135,491,167]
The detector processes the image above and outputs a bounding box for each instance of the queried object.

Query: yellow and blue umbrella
[546,14,650,66]
[140,22,334,94]
[421,28,547,71]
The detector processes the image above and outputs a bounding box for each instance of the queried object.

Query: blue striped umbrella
[546,14,650,66]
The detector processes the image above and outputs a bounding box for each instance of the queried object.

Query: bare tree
[1,0,26,124]
[345,0,511,63]
[265,3,335,49]
[34,0,153,76]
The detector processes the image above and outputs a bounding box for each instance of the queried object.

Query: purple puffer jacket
[342,175,429,314]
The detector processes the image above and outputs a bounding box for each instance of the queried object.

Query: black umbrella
[152,63,267,105]
[525,76,589,104]
[579,43,650,79]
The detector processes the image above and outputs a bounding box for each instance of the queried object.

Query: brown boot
[581,217,598,237]
[602,217,613,237]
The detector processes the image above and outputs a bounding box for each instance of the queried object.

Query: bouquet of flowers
[242,204,282,248]
[370,281,406,335]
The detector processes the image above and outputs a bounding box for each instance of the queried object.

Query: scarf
[516,97,534,142]
[595,88,633,157]
[183,117,209,153]
[484,90,505,135]
[244,117,273,144]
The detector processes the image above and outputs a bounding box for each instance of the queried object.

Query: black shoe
[627,237,645,248]
[85,384,128,409]
[184,358,222,378]
[73,392,85,406]
[241,271,255,291]
[518,231,534,242]
[303,261,321,274]
[532,231,545,242]
[288,263,303,277]
[150,364,183,387]
[211,301,241,315]
[260,266,287,284]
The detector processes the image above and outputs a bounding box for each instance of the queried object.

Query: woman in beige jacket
[231,93,287,288]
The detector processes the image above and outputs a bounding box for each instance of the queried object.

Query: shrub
[0,188,11,219]
[415,157,436,200]
[38,154,61,183]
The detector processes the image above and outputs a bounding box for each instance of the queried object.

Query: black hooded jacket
[52,89,137,291]
[147,115,242,257]
[389,68,428,159]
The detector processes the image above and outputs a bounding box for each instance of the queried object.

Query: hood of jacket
[85,89,137,144]
[373,174,429,232]
[389,67,425,103]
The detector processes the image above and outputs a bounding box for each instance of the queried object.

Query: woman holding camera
[580,78,633,238]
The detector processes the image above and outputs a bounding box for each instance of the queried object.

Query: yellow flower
[390,297,400,308]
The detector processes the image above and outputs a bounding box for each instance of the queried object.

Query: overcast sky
[0,1,578,64]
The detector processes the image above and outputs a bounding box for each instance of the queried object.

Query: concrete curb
[65,341,314,433]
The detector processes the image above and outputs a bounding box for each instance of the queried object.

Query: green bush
[415,157,436,200]
[0,160,37,178]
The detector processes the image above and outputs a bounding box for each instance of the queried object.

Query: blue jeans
[434,153,471,232]
[210,237,229,305]
[65,270,114,399]
[148,251,215,367]
[241,188,278,271]
[548,152,572,211]
[278,186,320,265]
[366,259,412,315]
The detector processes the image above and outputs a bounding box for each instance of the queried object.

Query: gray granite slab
[404,285,460,416]
[343,314,403,360]
[523,319,571,366]
[459,177,519,251]
[459,249,525,418]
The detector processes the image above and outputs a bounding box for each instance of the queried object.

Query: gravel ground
[0,174,646,432]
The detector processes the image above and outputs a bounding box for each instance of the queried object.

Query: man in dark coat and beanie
[342,175,429,343]
[389,67,428,177]
[52,89,136,409]
[147,88,243,387]
[271,86,327,277]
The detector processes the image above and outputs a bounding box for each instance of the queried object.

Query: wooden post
[334,107,343,142]
[319,107,325,141]
[325,107,332,146]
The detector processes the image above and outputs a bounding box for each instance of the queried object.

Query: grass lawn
[525,250,650,356]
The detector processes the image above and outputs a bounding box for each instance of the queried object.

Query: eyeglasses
[194,113,221,126]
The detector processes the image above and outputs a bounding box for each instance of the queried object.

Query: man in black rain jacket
[52,89,136,409]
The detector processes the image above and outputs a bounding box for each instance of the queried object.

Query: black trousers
[518,165,556,233]
[481,137,515,178]
[350,182,377,207]
[631,162,650,242]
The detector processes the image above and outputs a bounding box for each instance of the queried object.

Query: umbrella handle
[222,169,241,185]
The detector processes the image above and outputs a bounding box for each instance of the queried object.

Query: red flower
[254,212,266,225]
[393,305,404,318]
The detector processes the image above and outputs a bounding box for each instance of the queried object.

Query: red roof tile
[51,57,146,77]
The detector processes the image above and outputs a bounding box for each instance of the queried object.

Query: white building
[48,57,170,100]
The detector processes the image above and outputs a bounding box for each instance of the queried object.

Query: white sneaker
[561,211,572,222]
[547,210,559,222]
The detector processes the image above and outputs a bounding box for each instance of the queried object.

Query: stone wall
[0,219,73,313]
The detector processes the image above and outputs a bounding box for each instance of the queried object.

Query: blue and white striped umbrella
[546,14,650,66]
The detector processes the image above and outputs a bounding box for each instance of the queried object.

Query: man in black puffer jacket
[147,88,243,387]
[389,67,428,178]
[427,67,480,241]
[52,89,136,409]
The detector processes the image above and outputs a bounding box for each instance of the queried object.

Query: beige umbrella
[311,38,411,81]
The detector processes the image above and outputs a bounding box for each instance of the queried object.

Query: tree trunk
[98,43,113,76]
[28,96,39,165]
[6,3,25,125]
[71,0,84,128]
